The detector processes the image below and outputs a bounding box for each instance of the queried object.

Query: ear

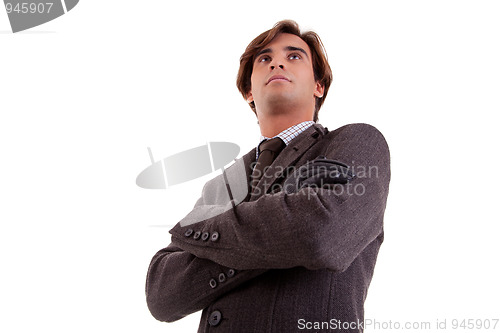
[246,91,254,103]
[313,82,324,98]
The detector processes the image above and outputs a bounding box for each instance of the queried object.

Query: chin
[266,94,296,109]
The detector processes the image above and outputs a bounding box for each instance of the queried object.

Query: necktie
[251,137,286,194]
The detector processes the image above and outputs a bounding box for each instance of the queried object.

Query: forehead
[259,33,311,56]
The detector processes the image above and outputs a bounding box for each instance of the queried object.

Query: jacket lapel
[249,124,328,201]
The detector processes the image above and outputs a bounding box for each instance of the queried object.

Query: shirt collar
[256,121,315,159]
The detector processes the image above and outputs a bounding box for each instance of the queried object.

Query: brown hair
[236,20,332,122]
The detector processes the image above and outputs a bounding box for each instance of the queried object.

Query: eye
[258,55,271,63]
[288,53,301,60]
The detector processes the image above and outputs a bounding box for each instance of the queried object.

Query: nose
[270,59,284,70]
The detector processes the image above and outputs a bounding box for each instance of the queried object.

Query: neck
[257,112,313,137]
[255,100,315,137]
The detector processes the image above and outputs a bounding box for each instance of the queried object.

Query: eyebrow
[255,46,309,59]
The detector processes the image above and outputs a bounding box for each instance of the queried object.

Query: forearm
[145,244,266,322]
[170,123,391,272]
[170,177,387,272]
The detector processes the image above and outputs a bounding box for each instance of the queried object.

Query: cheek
[249,72,262,93]
[303,65,316,80]
[250,69,258,85]
[304,68,318,88]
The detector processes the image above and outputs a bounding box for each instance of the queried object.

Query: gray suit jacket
[146,123,391,332]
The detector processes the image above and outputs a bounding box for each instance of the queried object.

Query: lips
[267,75,290,84]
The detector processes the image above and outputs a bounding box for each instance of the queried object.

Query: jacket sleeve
[146,243,266,322]
[146,155,267,322]
[169,123,391,272]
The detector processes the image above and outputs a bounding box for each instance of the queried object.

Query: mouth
[267,75,290,85]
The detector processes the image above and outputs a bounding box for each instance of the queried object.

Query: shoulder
[323,123,389,152]
[319,123,390,176]
[328,123,387,142]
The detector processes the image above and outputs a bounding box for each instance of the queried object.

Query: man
[146,20,390,332]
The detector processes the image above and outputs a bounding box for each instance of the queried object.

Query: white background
[1,1,499,332]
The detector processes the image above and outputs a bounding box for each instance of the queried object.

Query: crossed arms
[145,123,391,322]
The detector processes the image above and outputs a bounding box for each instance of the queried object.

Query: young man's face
[247,33,324,118]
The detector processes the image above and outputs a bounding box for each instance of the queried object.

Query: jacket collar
[241,123,328,201]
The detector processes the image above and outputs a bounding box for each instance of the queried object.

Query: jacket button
[211,231,219,242]
[218,273,226,283]
[227,269,236,278]
[184,229,193,237]
[208,310,222,326]
[209,278,217,289]
[193,231,201,240]
[201,232,210,241]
